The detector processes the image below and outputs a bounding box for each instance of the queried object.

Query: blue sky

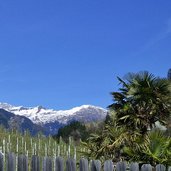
[0,0,171,109]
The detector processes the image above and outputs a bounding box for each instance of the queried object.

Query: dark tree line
[53,121,89,143]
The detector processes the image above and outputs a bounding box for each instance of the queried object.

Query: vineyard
[0,126,86,161]
[0,126,170,170]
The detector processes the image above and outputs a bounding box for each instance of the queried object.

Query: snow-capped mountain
[0,108,45,135]
[0,103,107,135]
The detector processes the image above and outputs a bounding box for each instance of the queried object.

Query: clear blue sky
[0,0,171,110]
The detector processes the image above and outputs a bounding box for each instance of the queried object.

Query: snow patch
[0,102,107,125]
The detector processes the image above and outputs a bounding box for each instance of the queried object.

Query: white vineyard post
[69,137,71,145]
[57,145,60,156]
[3,139,5,154]
[53,146,56,158]
[16,137,19,155]
[34,143,37,155]
[7,143,9,154]
[38,138,41,156]
[22,137,24,153]
[74,147,76,160]
[24,141,27,154]
[8,135,11,152]
[30,138,33,148]
[54,141,57,157]
[64,145,66,156]
[26,150,29,158]
[53,148,56,171]
[48,137,51,156]
[45,144,47,156]
[68,145,70,158]
[16,137,19,171]
[2,139,5,168]
[32,143,34,156]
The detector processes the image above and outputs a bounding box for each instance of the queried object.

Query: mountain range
[0,108,44,135]
[0,103,107,135]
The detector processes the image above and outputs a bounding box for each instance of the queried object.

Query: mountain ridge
[0,108,44,135]
[0,103,108,135]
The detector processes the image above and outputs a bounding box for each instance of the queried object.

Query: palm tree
[109,71,171,135]
[124,129,171,166]
[83,71,171,163]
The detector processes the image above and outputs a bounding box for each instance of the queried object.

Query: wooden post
[18,154,28,171]
[116,161,126,171]
[141,164,152,171]
[91,160,101,171]
[66,158,76,171]
[80,158,88,171]
[168,166,171,171]
[0,152,4,171]
[7,153,16,171]
[43,156,52,171]
[31,155,40,171]
[55,157,64,171]
[156,164,166,171]
[104,160,113,171]
[129,162,139,171]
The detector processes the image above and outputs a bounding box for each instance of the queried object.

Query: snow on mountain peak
[0,102,15,109]
[0,103,107,125]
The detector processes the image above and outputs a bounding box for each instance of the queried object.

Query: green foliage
[123,129,171,166]
[82,71,171,166]
[109,71,171,135]
[85,121,105,135]
[54,121,89,143]
[82,114,126,161]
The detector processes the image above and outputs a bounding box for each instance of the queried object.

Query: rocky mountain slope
[0,103,107,135]
[0,108,44,135]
